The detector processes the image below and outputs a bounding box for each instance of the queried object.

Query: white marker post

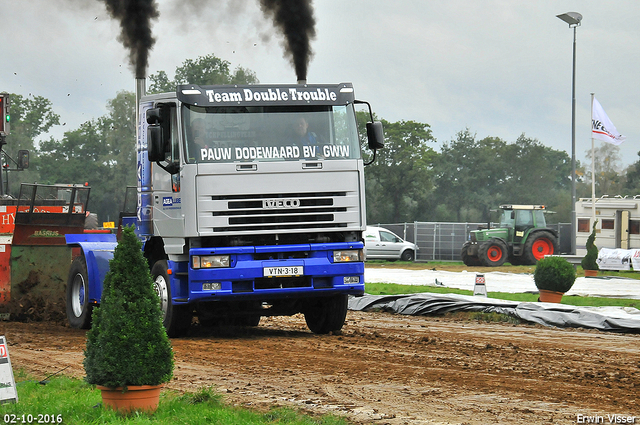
[0,336,18,403]
[474,274,487,297]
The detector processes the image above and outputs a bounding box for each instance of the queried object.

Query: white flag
[592,97,626,145]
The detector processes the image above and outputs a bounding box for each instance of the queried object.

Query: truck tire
[151,260,191,337]
[66,256,93,329]
[461,242,482,266]
[479,239,508,267]
[401,250,415,262]
[304,294,348,334]
[522,231,558,265]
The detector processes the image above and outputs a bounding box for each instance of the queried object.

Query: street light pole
[557,12,582,255]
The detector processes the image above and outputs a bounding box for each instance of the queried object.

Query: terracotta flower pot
[97,384,163,413]
[538,289,564,303]
[584,269,598,277]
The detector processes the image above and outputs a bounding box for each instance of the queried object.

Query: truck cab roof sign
[177,83,355,107]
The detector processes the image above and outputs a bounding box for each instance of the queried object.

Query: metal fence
[372,222,572,262]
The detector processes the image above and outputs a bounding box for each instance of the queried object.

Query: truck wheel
[401,250,415,262]
[304,295,348,334]
[66,256,93,329]
[523,232,558,265]
[461,242,482,266]
[479,239,507,267]
[151,260,191,337]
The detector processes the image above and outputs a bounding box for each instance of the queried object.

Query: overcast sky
[2,0,639,169]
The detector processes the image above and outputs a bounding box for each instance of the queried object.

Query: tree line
[3,54,635,226]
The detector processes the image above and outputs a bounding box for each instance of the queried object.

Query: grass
[365,261,640,309]
[0,372,348,425]
[366,259,640,279]
[366,281,640,308]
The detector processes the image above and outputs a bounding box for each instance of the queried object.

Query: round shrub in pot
[534,256,576,302]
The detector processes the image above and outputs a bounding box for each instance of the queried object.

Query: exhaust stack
[134,77,153,237]
[135,78,146,109]
[135,78,147,146]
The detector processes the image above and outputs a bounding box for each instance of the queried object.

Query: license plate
[263,266,304,277]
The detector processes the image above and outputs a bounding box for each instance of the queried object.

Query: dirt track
[2,311,639,424]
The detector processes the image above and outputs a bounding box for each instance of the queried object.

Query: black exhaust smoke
[259,0,316,82]
[100,0,159,79]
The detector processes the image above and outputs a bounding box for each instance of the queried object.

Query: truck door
[152,103,184,237]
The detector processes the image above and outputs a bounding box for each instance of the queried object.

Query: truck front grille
[231,277,331,292]
[254,276,312,290]
[201,191,356,233]
[196,169,363,236]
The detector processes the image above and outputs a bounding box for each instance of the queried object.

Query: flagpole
[590,93,596,228]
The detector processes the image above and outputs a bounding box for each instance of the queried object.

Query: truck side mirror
[366,122,385,150]
[146,105,179,174]
[146,106,172,163]
[146,108,162,125]
[17,150,29,169]
[147,107,165,162]
[147,126,165,162]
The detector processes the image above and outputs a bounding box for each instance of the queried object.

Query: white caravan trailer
[575,196,640,256]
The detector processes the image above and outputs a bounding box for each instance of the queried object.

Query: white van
[363,226,418,261]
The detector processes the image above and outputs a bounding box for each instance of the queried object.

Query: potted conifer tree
[83,226,174,414]
[534,256,576,303]
[581,220,599,277]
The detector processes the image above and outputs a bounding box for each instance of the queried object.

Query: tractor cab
[499,205,547,245]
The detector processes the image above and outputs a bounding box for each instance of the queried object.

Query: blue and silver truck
[65,81,384,337]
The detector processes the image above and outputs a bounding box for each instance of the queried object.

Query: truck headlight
[192,255,230,269]
[333,249,362,262]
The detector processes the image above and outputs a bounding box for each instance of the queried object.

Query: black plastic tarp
[349,293,640,333]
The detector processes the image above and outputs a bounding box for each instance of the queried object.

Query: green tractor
[461,205,559,267]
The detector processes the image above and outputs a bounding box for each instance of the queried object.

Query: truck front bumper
[170,242,365,304]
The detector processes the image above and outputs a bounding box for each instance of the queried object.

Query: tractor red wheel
[531,238,554,260]
[523,231,558,265]
[479,239,507,267]
[487,245,503,262]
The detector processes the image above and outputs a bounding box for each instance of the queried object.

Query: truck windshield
[182,104,361,163]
